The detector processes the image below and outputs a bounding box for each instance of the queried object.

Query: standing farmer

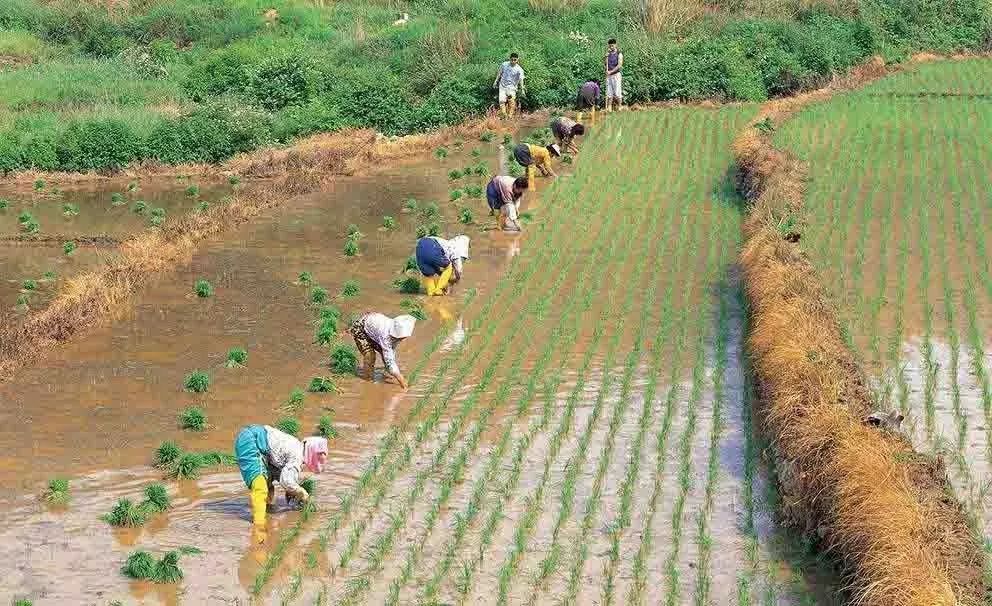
[415,234,471,296]
[493,53,525,119]
[605,38,623,112]
[486,175,529,232]
[513,142,560,179]
[350,312,416,388]
[551,116,585,154]
[234,424,328,543]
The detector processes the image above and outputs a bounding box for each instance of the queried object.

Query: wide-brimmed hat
[390,315,417,339]
[451,235,470,260]
[548,143,562,157]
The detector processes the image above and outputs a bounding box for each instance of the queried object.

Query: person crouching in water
[486,175,529,232]
[235,424,328,543]
[350,312,416,389]
[416,234,470,296]
[513,141,560,179]
[551,116,585,155]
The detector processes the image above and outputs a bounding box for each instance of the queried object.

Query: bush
[248,55,320,111]
[56,118,141,172]
[146,101,271,164]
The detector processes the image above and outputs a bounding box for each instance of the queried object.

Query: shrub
[132,200,147,214]
[154,441,182,468]
[248,55,319,111]
[143,483,170,513]
[43,478,70,505]
[276,417,301,436]
[308,376,339,393]
[183,371,210,393]
[395,276,422,294]
[226,347,247,368]
[194,279,213,298]
[179,406,206,431]
[341,279,360,297]
[317,413,338,438]
[62,241,76,256]
[104,498,147,527]
[146,101,272,165]
[310,285,329,305]
[383,215,397,230]
[343,238,359,256]
[122,550,157,579]
[329,344,358,374]
[56,118,140,172]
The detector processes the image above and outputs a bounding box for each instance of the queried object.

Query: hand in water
[252,526,268,546]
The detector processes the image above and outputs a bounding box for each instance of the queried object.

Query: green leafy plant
[450,189,463,201]
[403,198,418,212]
[183,371,210,393]
[132,200,147,214]
[20,217,40,234]
[276,417,301,437]
[104,497,148,527]
[21,279,36,291]
[285,388,305,411]
[128,182,138,192]
[329,344,358,374]
[520,211,534,222]
[754,117,775,133]
[185,185,199,198]
[434,147,448,159]
[383,215,397,230]
[310,286,329,305]
[502,134,512,145]
[154,441,182,468]
[308,376,339,394]
[318,413,339,438]
[400,298,428,321]
[394,276,422,294]
[15,293,29,309]
[448,169,463,180]
[346,224,363,239]
[319,306,341,323]
[194,279,213,298]
[197,201,210,212]
[315,317,337,346]
[562,154,574,164]
[110,192,125,206]
[42,271,56,280]
[341,279,360,297]
[404,256,419,272]
[43,478,70,505]
[459,208,474,225]
[122,550,157,579]
[226,347,247,368]
[297,271,313,286]
[62,203,79,216]
[228,174,241,185]
[471,148,481,158]
[168,453,204,480]
[508,162,523,177]
[480,132,494,142]
[153,551,183,583]
[18,210,31,224]
[344,238,359,256]
[472,163,489,176]
[0,198,8,209]
[143,483,170,513]
[464,185,483,198]
[420,202,441,220]
[416,223,441,238]
[179,406,206,431]
[63,241,76,256]
[33,179,44,191]
[150,207,166,226]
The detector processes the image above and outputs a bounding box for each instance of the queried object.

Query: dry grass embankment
[735,57,988,605]
[0,113,507,379]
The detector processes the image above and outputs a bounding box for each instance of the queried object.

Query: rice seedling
[0,198,8,209]
[311,285,329,305]
[43,478,70,505]
[197,201,210,212]
[168,453,204,480]
[153,551,183,583]
[128,182,138,192]
[104,498,148,527]
[62,203,79,217]
[183,370,210,393]
[143,483,171,513]
[329,344,358,374]
[20,217,39,233]
[346,224,364,239]
[276,417,301,437]
[394,276,422,294]
[14,600,32,606]
[179,406,206,431]
[33,179,44,191]
[296,271,314,286]
[309,377,340,394]
[481,132,495,142]
[193,279,213,298]
[435,147,449,159]
[21,279,36,291]
[300,478,317,499]
[229,175,241,185]
[420,222,442,237]
[122,550,156,579]
[562,154,573,164]
[132,200,147,213]
[383,215,397,230]
[18,210,32,224]
[450,189,463,201]
[110,192,125,206]
[458,208,474,225]
[420,201,442,221]
[154,441,182,468]
[284,388,306,411]
[319,305,341,323]
[344,238,360,256]
[464,185,483,198]
[508,162,523,177]
[315,317,337,346]
[62,241,76,255]
[318,413,339,438]
[149,211,165,227]
[42,271,55,280]
[341,279,360,297]
[471,148,481,158]
[502,134,512,145]
[185,185,199,198]
[403,198,418,212]
[226,347,248,368]
[520,211,534,222]
[473,163,489,176]
[400,298,428,321]
[404,255,419,272]
[449,169,463,180]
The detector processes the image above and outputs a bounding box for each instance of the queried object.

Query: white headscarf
[450,235,470,260]
[390,315,416,339]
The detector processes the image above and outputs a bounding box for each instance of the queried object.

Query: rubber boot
[423,275,439,296]
[577,111,583,122]
[527,165,535,189]
[250,475,268,527]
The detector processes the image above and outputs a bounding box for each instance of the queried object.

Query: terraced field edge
[732,57,988,605]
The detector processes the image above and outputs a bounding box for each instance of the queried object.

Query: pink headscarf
[303,437,329,473]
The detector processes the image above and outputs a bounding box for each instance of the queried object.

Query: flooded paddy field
[1,111,832,605]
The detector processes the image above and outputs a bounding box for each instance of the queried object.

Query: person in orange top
[512,142,560,177]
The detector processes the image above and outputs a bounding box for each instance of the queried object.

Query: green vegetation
[308,376,339,394]
[122,551,157,579]
[228,174,241,185]
[297,271,313,286]
[185,185,199,198]
[400,298,428,321]
[284,387,305,411]
[415,223,441,238]
[449,189,463,202]
[394,276,422,295]
[153,441,182,468]
[276,417,301,437]
[0,198,8,209]
[459,207,474,225]
[110,192,125,206]
[149,207,166,226]
[62,240,75,255]
[382,215,397,230]
[310,285,329,305]
[225,347,248,368]
[193,279,213,298]
[402,198,418,213]
[403,256,418,272]
[61,202,79,216]
[42,478,70,505]
[21,279,36,291]
[143,483,171,513]
[197,201,210,212]
[122,550,185,584]
[178,406,206,431]
[343,238,359,257]
[104,498,147,527]
[183,370,210,393]
[329,343,358,374]
[341,279,360,297]
[168,452,204,480]
[132,200,147,213]
[315,316,338,346]
[318,412,338,438]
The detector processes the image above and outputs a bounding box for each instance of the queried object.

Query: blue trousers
[416,237,449,276]
[234,425,269,488]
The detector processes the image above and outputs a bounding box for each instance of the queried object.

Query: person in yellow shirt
[512,142,560,178]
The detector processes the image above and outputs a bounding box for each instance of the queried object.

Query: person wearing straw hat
[415,234,470,297]
[234,424,329,543]
[349,312,417,389]
[512,142,560,178]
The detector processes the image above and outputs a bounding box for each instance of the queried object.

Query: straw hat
[390,315,417,339]
[450,235,470,260]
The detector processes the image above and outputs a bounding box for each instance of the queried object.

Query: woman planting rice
[551,116,585,154]
[415,234,470,296]
[350,312,417,388]
[486,175,529,232]
[234,425,328,543]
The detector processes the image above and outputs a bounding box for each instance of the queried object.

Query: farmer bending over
[350,312,416,388]
[493,52,525,119]
[605,38,623,112]
[235,424,328,543]
[513,142,560,178]
[486,175,529,232]
[577,79,601,110]
[416,234,470,296]
[551,116,585,154]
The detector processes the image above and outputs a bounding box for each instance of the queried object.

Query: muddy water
[0,140,559,603]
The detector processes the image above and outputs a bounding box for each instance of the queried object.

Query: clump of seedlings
[520,211,534,222]
[123,550,186,584]
[459,208,474,225]
[310,285,329,305]
[143,483,170,513]
[464,185,483,198]
[183,371,210,393]
[179,406,206,431]
[154,441,182,468]
[450,189,463,201]
[20,214,40,234]
[128,181,138,192]
[185,185,199,198]
[471,147,481,158]
[62,203,79,217]
[562,154,574,164]
[15,293,30,312]
[284,388,306,411]
[434,147,448,159]
[481,132,495,142]
[194,279,213,298]
[132,200,147,214]
[155,551,183,583]
[329,344,359,374]
[18,210,32,223]
[197,201,210,212]
[43,271,56,280]
[315,319,336,346]
[104,498,148,527]
[341,279,360,297]
[110,193,125,206]
[394,276,422,294]
[0,198,9,209]
[508,162,523,177]
[404,256,419,272]
[168,453,204,480]
[382,215,397,230]
[43,478,70,505]
[122,550,157,579]
[346,224,364,239]
[344,237,359,257]
[33,179,45,191]
[276,417,301,437]
[318,413,339,438]
[228,174,241,185]
[308,376,340,394]
[400,298,428,321]
[150,207,166,226]
[63,241,76,256]
[503,134,512,145]
[225,347,247,368]
[297,271,313,286]
[420,202,441,221]
[402,198,418,212]
[21,279,36,291]
[448,169,463,181]
[473,163,489,176]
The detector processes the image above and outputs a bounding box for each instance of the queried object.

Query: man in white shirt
[493,52,525,119]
